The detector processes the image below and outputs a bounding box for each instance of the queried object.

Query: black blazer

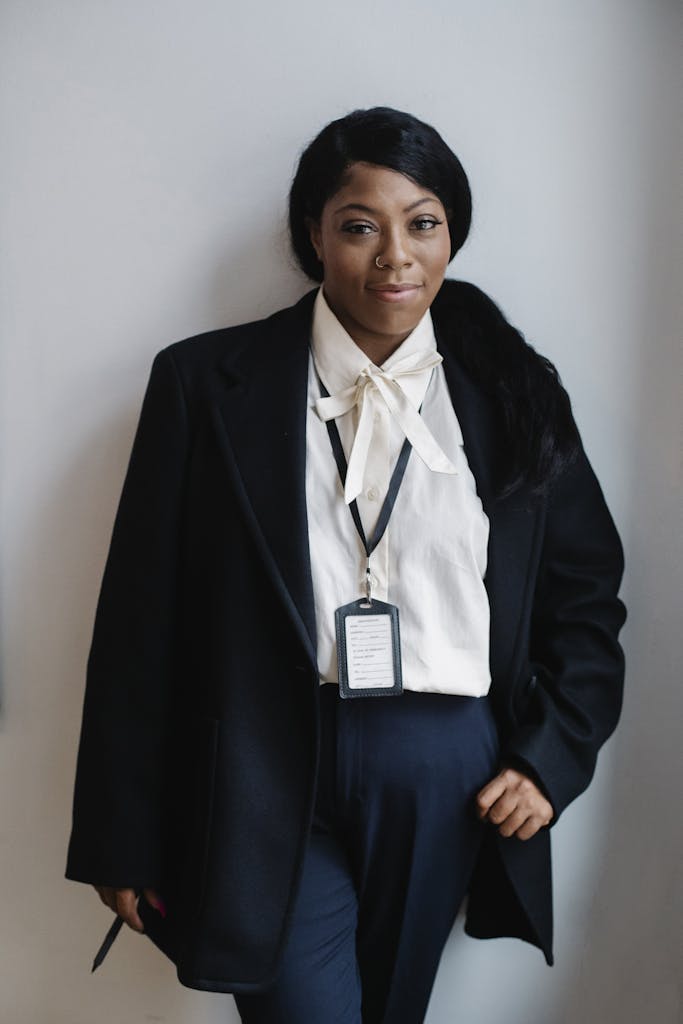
[65,280,627,992]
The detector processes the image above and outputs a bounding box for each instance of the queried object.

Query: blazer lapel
[209,289,319,671]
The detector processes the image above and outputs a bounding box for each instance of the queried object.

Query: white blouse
[305,285,492,696]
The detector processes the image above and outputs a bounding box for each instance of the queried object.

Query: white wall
[2,2,681,1021]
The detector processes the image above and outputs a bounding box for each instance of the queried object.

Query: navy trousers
[234,684,500,1024]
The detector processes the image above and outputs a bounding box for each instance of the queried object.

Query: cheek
[430,233,452,269]
[324,248,366,288]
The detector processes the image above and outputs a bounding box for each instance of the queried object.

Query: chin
[369,306,426,333]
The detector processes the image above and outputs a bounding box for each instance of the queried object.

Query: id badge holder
[335,597,403,699]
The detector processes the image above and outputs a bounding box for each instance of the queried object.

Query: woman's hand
[93,886,166,932]
[476,767,554,840]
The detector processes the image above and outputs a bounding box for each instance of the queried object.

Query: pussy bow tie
[314,349,458,505]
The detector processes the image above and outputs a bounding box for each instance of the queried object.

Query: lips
[367,283,422,303]
[367,283,420,291]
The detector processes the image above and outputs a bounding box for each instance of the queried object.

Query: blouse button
[366,486,379,501]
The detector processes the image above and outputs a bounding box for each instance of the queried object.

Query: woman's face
[307,161,451,358]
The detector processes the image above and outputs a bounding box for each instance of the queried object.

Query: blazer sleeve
[502,441,627,824]
[64,347,188,888]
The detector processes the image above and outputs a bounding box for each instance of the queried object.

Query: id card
[335,598,403,699]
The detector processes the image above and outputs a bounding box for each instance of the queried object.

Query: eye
[412,217,443,231]
[341,222,375,234]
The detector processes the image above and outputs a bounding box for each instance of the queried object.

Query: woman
[65,107,627,1023]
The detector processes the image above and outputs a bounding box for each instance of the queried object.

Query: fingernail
[157,898,167,918]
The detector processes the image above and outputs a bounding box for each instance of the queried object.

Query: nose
[377,226,413,269]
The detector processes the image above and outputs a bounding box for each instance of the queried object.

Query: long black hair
[288,106,581,500]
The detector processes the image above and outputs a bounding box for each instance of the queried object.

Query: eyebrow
[333,198,440,216]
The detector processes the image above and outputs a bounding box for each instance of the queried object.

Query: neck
[327,303,413,366]
[351,334,410,366]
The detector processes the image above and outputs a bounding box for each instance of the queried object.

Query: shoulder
[430,277,528,372]
[155,287,318,374]
[431,277,510,331]
[139,288,317,415]
[430,277,536,387]
[434,278,584,499]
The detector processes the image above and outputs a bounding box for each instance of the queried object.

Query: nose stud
[375,255,410,270]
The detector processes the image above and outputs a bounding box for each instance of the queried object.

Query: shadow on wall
[553,91,683,1024]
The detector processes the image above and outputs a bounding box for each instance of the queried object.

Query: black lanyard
[314,364,421,573]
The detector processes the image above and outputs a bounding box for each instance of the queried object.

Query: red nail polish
[157,898,167,918]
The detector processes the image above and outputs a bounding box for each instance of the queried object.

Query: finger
[535,797,554,823]
[486,790,520,826]
[97,886,117,913]
[475,774,508,817]
[514,785,553,823]
[114,888,144,933]
[497,806,532,839]
[143,888,167,918]
[503,772,554,823]
[515,815,546,841]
